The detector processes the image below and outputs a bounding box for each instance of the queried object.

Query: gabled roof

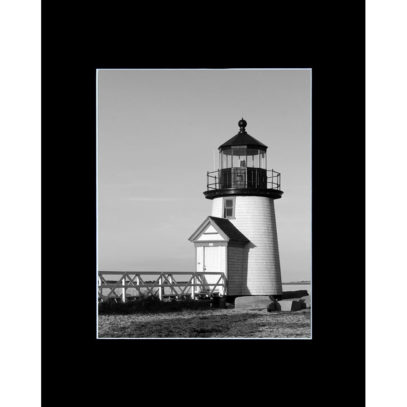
[208,217,249,243]
[188,216,250,244]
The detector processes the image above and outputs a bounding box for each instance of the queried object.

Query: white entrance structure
[189,216,249,295]
[189,119,284,297]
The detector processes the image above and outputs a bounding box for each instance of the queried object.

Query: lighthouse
[189,119,284,298]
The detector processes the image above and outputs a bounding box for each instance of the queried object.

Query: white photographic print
[97,69,311,339]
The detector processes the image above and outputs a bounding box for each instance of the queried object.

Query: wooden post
[191,273,195,300]
[168,274,174,296]
[158,274,163,301]
[136,274,140,297]
[122,275,126,303]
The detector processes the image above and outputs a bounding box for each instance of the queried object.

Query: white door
[196,246,204,271]
[203,246,221,272]
[202,246,224,294]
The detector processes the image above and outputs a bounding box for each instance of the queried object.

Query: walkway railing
[207,168,281,191]
[98,271,227,302]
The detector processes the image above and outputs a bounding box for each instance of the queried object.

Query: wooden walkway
[98,271,227,302]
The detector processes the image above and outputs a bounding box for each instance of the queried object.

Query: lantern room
[205,118,282,199]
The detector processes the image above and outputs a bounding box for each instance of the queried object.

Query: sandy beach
[98,308,311,339]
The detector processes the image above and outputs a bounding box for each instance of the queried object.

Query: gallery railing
[207,168,281,191]
[98,271,228,302]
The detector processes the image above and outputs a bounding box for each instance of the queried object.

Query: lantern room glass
[219,146,266,170]
[259,151,266,169]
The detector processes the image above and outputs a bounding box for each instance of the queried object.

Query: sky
[97,69,311,282]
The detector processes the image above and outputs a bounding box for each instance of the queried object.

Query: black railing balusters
[206,168,281,191]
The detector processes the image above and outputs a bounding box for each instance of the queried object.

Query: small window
[223,197,235,219]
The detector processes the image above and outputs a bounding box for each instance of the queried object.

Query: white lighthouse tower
[189,119,284,298]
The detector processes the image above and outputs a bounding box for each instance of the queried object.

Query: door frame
[194,242,228,273]
[194,242,228,295]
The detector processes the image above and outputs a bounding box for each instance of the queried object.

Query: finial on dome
[238,118,247,131]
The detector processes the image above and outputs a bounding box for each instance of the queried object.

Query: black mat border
[42,2,365,404]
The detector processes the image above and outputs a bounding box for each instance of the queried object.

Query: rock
[234,296,271,310]
[267,300,281,312]
[299,295,311,308]
[281,290,309,300]
[291,300,306,311]
[278,299,308,311]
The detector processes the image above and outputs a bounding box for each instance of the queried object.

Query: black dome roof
[218,119,268,151]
